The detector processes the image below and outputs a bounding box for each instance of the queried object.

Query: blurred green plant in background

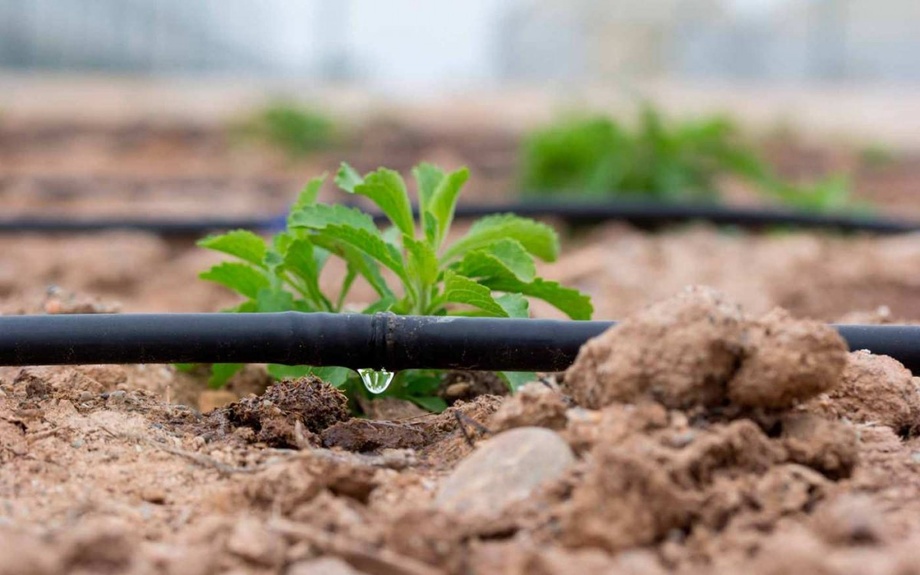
[519,104,859,212]
[238,102,337,157]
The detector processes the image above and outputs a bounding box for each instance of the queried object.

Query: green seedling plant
[520,107,757,201]
[240,102,337,158]
[766,175,857,213]
[520,104,858,212]
[196,162,593,412]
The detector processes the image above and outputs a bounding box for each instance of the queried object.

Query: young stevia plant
[195,163,593,412]
[520,104,860,213]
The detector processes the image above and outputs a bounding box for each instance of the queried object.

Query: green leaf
[266,364,352,388]
[228,300,259,313]
[442,214,559,263]
[482,276,593,320]
[451,239,536,283]
[488,240,537,282]
[292,176,325,211]
[266,364,313,380]
[422,211,439,247]
[263,249,284,270]
[312,366,353,387]
[381,225,402,248]
[428,167,470,247]
[278,238,329,310]
[334,162,364,194]
[269,232,293,260]
[290,203,403,295]
[404,235,439,286]
[311,225,407,281]
[256,288,295,312]
[495,293,530,318]
[208,363,243,389]
[174,363,198,373]
[335,267,358,311]
[200,262,269,299]
[282,238,318,281]
[289,203,378,234]
[412,163,444,214]
[407,395,448,413]
[312,237,394,299]
[313,366,355,387]
[401,371,443,396]
[440,271,508,317]
[198,230,267,267]
[498,371,537,392]
[352,168,415,236]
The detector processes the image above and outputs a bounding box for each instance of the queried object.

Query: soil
[3,118,920,573]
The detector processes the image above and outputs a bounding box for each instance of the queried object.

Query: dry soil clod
[565,286,747,410]
[489,381,570,432]
[804,350,920,435]
[565,287,849,412]
[728,308,848,409]
[217,376,349,448]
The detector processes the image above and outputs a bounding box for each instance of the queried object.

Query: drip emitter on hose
[0,312,917,374]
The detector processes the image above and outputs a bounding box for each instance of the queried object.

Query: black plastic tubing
[0,200,917,235]
[0,312,916,373]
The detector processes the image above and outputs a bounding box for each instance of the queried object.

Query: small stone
[435,427,575,517]
[78,391,94,403]
[444,382,471,399]
[106,390,128,406]
[287,557,366,575]
[140,487,167,505]
[667,431,696,448]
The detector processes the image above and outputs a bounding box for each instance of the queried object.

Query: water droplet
[357,368,395,394]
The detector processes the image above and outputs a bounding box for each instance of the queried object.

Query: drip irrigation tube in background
[0,312,917,373]
[0,200,918,236]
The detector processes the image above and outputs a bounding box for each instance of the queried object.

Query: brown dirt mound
[217,377,350,448]
[729,308,847,409]
[565,285,747,409]
[565,286,848,411]
[489,381,570,432]
[804,350,920,435]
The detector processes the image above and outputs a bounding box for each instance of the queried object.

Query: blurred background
[3,0,920,86]
[1,0,919,202]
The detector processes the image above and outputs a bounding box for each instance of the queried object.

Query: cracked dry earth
[3,287,920,574]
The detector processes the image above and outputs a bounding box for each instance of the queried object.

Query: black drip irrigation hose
[0,200,918,236]
[0,312,917,374]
